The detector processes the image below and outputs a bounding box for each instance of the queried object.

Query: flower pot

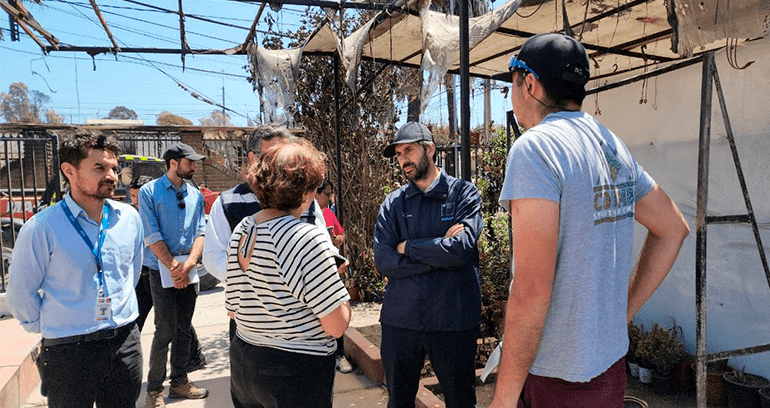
[691,361,730,405]
[628,362,640,379]
[759,386,770,408]
[724,372,770,408]
[672,357,695,393]
[652,371,674,394]
[638,366,653,384]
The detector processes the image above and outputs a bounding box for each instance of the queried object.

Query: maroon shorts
[517,357,626,408]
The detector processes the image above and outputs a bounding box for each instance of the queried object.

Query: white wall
[592,37,770,379]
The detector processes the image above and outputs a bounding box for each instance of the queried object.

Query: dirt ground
[350,301,713,408]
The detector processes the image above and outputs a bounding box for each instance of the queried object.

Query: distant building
[85,119,145,126]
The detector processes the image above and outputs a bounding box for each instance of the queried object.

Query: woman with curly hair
[226,139,351,408]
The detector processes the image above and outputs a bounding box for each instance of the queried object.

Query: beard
[81,180,116,200]
[176,168,194,180]
[402,149,431,183]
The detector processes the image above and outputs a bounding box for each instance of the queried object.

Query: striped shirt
[226,214,350,356]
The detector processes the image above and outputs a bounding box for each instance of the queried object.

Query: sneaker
[169,380,209,399]
[145,390,165,408]
[187,354,207,373]
[336,355,354,373]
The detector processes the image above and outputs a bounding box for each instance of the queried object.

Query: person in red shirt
[316,180,345,249]
[198,182,219,215]
[315,179,353,373]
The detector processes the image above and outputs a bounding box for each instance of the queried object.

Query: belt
[42,322,135,347]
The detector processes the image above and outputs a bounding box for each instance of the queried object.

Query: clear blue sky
[0,0,510,128]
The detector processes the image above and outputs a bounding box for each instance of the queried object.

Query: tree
[106,106,138,120]
[156,110,193,126]
[0,82,50,124]
[45,109,65,124]
[198,110,233,127]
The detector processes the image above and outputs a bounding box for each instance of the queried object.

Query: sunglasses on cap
[508,54,540,80]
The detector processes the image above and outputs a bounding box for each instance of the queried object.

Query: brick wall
[180,131,243,192]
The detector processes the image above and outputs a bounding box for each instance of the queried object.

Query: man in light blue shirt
[139,143,208,408]
[7,132,145,407]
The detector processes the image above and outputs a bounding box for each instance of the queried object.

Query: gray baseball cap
[383,122,434,158]
[163,143,206,161]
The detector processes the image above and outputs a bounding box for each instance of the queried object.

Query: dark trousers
[146,268,198,392]
[136,268,205,364]
[36,324,142,408]
[381,324,478,408]
[230,335,336,408]
[518,357,626,408]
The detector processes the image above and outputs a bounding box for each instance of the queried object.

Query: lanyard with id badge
[61,200,112,321]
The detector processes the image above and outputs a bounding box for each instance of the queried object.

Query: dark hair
[59,132,121,183]
[248,139,326,212]
[247,124,296,154]
[316,179,334,194]
[540,77,586,107]
[418,141,438,162]
[514,69,586,109]
[129,175,154,190]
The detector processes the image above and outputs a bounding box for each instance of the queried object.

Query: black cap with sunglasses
[493,33,590,86]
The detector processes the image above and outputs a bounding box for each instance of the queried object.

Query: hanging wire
[515,1,544,18]
[726,38,755,70]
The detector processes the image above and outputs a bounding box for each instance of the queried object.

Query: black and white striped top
[225,214,350,356]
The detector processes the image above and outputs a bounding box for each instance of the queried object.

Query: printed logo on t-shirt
[593,180,635,225]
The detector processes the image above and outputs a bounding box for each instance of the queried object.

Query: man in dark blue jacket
[374,122,484,408]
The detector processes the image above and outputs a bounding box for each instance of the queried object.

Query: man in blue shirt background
[139,143,208,408]
[374,122,484,408]
[8,132,145,407]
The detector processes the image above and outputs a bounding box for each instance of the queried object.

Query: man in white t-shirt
[489,33,690,408]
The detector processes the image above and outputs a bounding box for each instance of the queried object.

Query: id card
[95,296,112,321]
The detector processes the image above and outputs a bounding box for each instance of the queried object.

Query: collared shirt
[7,194,144,339]
[373,169,484,331]
[138,175,206,270]
[203,182,333,282]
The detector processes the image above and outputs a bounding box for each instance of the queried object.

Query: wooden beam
[241,2,266,51]
[44,46,249,55]
[88,0,120,52]
[1,0,59,49]
[178,0,190,67]
[223,2,266,55]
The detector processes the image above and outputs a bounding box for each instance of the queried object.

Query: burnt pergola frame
[4,2,770,405]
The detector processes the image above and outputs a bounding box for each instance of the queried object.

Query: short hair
[247,124,296,154]
[316,179,334,194]
[129,175,154,190]
[59,132,121,183]
[248,139,326,212]
[541,77,587,107]
[513,69,586,109]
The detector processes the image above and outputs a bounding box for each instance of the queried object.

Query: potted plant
[689,359,731,405]
[723,366,770,408]
[648,323,684,394]
[634,327,655,384]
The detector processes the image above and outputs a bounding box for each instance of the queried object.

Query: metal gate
[0,129,60,293]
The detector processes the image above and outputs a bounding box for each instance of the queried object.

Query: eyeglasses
[176,191,186,210]
[508,54,540,80]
